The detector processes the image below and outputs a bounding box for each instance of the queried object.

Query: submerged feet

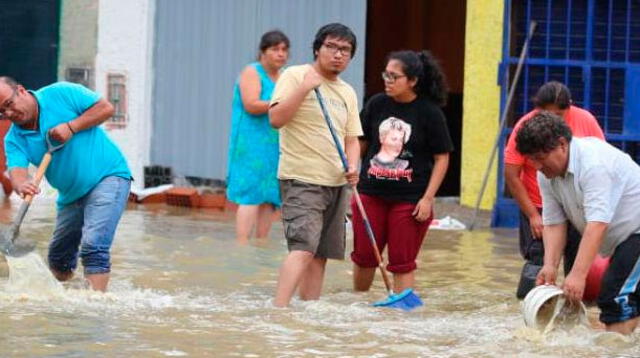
[50,268,109,292]
[50,269,73,282]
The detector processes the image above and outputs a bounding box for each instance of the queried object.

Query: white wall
[58,0,98,88]
[95,0,155,190]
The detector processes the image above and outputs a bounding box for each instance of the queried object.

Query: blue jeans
[48,176,131,275]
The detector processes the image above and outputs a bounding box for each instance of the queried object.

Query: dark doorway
[365,0,466,196]
[0,0,60,89]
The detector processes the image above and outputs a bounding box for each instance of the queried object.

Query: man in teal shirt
[0,76,131,291]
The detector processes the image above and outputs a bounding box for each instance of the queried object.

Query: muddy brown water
[0,196,638,357]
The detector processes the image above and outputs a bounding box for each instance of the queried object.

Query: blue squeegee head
[372,288,424,311]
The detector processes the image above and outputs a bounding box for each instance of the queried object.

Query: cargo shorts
[279,179,349,259]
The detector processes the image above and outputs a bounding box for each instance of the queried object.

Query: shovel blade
[0,226,35,257]
[0,238,36,257]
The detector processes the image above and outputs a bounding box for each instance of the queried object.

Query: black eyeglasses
[322,42,352,56]
[381,71,406,83]
[0,88,17,119]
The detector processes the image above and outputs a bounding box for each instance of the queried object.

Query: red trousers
[350,193,432,273]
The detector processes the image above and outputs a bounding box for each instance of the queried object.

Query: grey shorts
[279,179,350,259]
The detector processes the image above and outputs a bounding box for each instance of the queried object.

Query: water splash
[1,205,640,357]
[0,252,192,314]
[4,252,63,297]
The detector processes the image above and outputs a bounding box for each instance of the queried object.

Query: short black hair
[312,23,357,59]
[259,30,289,52]
[533,81,572,109]
[516,111,573,155]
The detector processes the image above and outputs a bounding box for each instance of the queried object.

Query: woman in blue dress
[227,30,289,242]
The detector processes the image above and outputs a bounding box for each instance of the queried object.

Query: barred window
[66,67,92,89]
[106,74,127,129]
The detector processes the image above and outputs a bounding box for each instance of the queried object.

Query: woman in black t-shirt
[351,50,453,294]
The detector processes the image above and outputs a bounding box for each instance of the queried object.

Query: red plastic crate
[199,193,226,209]
[140,192,167,204]
[166,187,200,207]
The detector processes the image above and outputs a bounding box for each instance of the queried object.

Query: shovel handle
[23,152,52,204]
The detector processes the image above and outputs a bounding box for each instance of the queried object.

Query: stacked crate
[144,165,173,188]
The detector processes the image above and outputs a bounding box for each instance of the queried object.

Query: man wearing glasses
[269,23,362,307]
[0,77,131,292]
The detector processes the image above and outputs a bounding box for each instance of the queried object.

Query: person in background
[0,76,131,292]
[351,50,453,294]
[269,23,361,307]
[503,81,605,299]
[227,30,289,243]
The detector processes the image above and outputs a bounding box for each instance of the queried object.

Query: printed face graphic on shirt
[381,129,404,158]
[368,117,413,182]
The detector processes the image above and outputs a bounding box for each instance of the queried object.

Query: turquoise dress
[226,62,281,207]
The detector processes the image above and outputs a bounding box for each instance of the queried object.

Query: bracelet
[67,122,76,134]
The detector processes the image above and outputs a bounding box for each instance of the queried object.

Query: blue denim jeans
[48,176,131,275]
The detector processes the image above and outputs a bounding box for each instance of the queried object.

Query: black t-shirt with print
[357,93,454,203]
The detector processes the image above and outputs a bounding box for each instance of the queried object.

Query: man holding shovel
[0,77,131,291]
[269,23,362,307]
[517,112,640,335]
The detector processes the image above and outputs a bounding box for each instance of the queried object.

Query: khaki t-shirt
[271,64,363,186]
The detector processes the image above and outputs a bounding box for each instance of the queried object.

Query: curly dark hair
[515,111,573,155]
[387,50,448,106]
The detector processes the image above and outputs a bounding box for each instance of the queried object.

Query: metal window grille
[107,74,127,128]
[65,67,92,89]
[494,0,640,227]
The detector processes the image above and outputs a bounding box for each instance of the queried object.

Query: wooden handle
[353,187,394,293]
[23,152,52,204]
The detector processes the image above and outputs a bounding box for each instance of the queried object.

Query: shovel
[314,88,423,311]
[0,134,64,257]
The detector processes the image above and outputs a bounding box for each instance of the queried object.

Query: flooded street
[0,197,638,357]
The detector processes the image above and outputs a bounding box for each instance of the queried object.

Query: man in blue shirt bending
[0,76,131,291]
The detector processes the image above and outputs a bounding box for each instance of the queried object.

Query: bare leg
[50,269,74,282]
[298,257,327,300]
[606,317,640,335]
[255,204,275,239]
[235,205,259,242]
[393,272,415,293]
[85,273,110,292]
[353,264,376,292]
[274,250,314,307]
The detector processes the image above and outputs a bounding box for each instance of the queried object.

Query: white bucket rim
[523,284,587,330]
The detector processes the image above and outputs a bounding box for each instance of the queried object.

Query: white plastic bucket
[523,284,587,330]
